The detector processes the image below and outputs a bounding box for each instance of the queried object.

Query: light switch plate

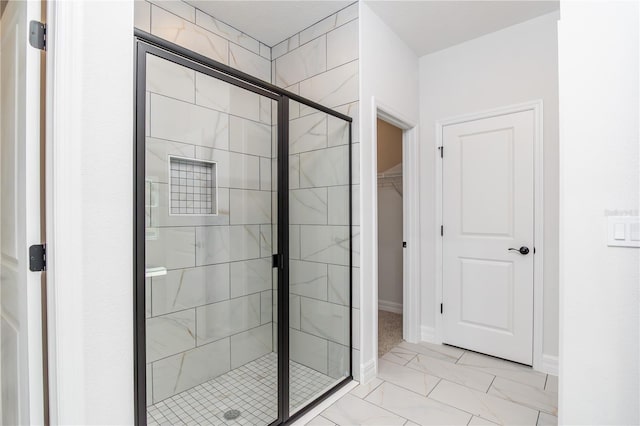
[607,216,640,248]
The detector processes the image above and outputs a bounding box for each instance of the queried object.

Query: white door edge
[434,100,545,372]
[368,97,421,379]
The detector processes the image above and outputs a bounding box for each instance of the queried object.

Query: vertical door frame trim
[434,99,544,371]
[370,97,421,380]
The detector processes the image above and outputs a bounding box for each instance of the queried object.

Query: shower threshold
[147,353,338,425]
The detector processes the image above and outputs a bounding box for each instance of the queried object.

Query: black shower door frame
[133,30,353,426]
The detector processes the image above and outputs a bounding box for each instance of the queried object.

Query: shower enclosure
[134,31,353,426]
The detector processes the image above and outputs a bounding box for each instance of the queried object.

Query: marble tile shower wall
[270,3,361,381]
[136,1,276,405]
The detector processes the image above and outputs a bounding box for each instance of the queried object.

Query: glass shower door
[141,49,279,425]
[287,101,352,414]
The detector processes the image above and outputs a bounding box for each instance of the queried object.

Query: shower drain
[223,409,241,420]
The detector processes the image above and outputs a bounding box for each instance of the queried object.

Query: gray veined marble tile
[332,101,360,143]
[290,329,328,374]
[300,225,350,266]
[229,225,261,261]
[289,154,301,189]
[150,183,230,227]
[260,97,273,125]
[151,263,229,316]
[349,377,383,399]
[196,293,260,345]
[259,224,273,257]
[290,112,328,154]
[365,382,471,426]
[327,264,349,306]
[304,415,336,426]
[228,151,260,190]
[259,43,271,60]
[195,10,259,54]
[299,60,358,115]
[327,19,359,70]
[457,352,547,389]
[327,115,350,148]
[145,362,153,406]
[145,278,152,318]
[260,290,272,324]
[260,157,272,191]
[195,72,230,113]
[321,393,406,426]
[299,145,350,188]
[328,341,350,379]
[397,341,465,363]
[195,225,260,266]
[229,115,271,158]
[429,380,539,425]
[289,225,301,259]
[134,0,151,33]
[146,227,196,270]
[377,359,440,396]
[151,6,228,64]
[272,33,300,61]
[275,36,327,87]
[381,346,418,366]
[290,260,328,300]
[229,84,261,122]
[469,416,499,425]
[230,258,272,298]
[149,93,229,150]
[147,54,195,103]
[336,3,359,27]
[145,137,195,184]
[230,323,272,369]
[146,309,196,362]
[148,0,195,22]
[152,337,230,402]
[537,412,558,426]
[289,294,301,329]
[300,297,349,345]
[290,188,328,225]
[229,189,271,225]
[407,353,495,392]
[299,12,340,45]
[327,185,350,226]
[488,377,558,416]
[229,43,271,83]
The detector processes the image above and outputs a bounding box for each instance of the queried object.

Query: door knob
[508,246,530,255]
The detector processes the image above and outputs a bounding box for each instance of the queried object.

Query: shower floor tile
[147,353,338,426]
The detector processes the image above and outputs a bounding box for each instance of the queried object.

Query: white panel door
[442,110,534,365]
[1,1,45,424]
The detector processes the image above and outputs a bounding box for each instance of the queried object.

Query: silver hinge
[29,244,46,272]
[29,21,46,51]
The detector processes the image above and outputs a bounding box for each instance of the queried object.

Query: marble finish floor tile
[349,377,384,399]
[488,377,558,415]
[381,346,417,366]
[457,352,547,389]
[397,341,464,363]
[429,380,539,425]
[469,416,498,425]
[545,374,558,393]
[377,359,440,396]
[305,415,337,426]
[537,412,558,426]
[321,393,406,426]
[407,353,495,392]
[365,382,471,425]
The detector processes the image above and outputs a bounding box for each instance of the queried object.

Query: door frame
[370,98,421,375]
[434,100,545,371]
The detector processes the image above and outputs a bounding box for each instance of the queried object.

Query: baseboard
[378,299,403,314]
[420,325,436,343]
[360,358,377,384]
[541,354,559,376]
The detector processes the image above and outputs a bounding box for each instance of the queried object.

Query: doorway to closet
[376,119,404,357]
[134,32,353,426]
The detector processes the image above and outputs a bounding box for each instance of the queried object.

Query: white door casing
[0,1,45,424]
[442,109,535,365]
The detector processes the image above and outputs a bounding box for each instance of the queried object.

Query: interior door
[442,110,535,365]
[0,1,45,424]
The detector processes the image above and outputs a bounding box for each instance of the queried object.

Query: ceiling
[366,1,559,56]
[185,1,352,46]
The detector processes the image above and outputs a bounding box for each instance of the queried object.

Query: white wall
[360,2,419,381]
[418,12,560,357]
[48,1,134,424]
[558,1,639,424]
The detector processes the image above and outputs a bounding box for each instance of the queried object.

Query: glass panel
[288,102,351,414]
[144,52,278,425]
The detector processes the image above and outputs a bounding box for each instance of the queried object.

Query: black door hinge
[441,225,444,236]
[438,146,443,158]
[29,21,46,51]
[402,241,407,248]
[29,244,46,272]
[440,303,443,314]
